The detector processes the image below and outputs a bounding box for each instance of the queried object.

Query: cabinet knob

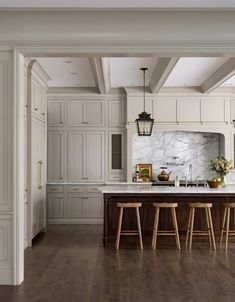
[34,108,38,111]
[60,121,63,124]
[60,177,63,180]
[41,113,45,116]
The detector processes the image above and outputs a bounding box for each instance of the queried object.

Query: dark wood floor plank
[1,225,235,301]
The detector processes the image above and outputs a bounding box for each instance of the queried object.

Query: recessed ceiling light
[69,72,78,75]
[64,60,72,64]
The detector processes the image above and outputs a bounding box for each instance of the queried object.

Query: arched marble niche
[132,131,225,181]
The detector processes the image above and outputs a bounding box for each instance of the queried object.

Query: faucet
[195,176,202,187]
[181,175,188,187]
[189,164,193,182]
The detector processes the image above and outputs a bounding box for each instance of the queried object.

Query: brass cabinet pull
[38,160,43,189]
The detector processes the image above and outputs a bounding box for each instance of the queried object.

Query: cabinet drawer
[67,185,85,193]
[47,185,64,193]
[108,174,125,181]
[86,186,101,193]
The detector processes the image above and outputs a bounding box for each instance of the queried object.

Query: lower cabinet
[47,184,103,224]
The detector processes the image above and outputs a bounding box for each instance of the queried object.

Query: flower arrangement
[209,156,233,176]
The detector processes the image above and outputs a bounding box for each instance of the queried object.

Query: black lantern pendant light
[135,67,154,136]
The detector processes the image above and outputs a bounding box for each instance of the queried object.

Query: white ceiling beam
[149,57,179,94]
[201,58,235,93]
[89,57,111,94]
[89,57,105,94]
[101,58,111,94]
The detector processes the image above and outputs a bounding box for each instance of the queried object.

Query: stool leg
[116,207,123,250]
[136,207,143,250]
[220,207,227,248]
[152,207,160,250]
[208,207,216,250]
[225,207,230,250]
[189,207,195,251]
[205,207,212,247]
[171,207,181,250]
[185,208,192,249]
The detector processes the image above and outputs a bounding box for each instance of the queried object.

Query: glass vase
[220,175,227,187]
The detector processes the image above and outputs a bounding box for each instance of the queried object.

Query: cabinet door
[86,132,104,182]
[86,100,105,126]
[47,194,64,218]
[47,130,65,182]
[66,195,84,218]
[108,99,125,127]
[67,131,85,182]
[201,98,229,123]
[67,99,84,126]
[177,98,201,122]
[86,196,103,218]
[127,97,153,122]
[47,100,64,126]
[109,131,125,172]
[31,81,39,115]
[39,89,46,122]
[154,98,177,123]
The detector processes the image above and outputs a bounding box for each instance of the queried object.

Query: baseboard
[47,218,103,224]
[0,268,13,285]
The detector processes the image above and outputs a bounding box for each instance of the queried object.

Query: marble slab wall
[132,131,221,181]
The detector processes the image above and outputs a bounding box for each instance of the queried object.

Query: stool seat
[220,203,235,249]
[153,202,178,208]
[152,202,181,250]
[117,202,142,208]
[116,202,143,250]
[188,202,212,208]
[186,202,216,250]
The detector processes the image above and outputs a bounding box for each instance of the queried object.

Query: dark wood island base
[102,191,235,247]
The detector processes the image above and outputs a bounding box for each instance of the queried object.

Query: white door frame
[13,43,235,285]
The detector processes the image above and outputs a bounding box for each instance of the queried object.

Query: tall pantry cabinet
[27,60,50,243]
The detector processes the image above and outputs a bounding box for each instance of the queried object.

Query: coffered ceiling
[37,56,235,93]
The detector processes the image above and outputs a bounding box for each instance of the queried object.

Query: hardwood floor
[1,225,235,301]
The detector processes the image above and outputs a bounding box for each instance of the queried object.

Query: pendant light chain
[143,68,146,112]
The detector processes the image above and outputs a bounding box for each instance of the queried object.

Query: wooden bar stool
[116,202,143,250]
[185,203,216,250]
[220,203,235,250]
[152,202,181,250]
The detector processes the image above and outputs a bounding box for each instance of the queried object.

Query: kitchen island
[99,185,235,246]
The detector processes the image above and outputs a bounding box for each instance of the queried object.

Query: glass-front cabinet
[108,130,126,181]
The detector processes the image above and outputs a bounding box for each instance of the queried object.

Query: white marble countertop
[99,185,235,194]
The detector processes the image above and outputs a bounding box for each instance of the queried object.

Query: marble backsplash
[132,131,221,181]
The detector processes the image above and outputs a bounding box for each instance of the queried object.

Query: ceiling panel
[110,57,158,88]
[164,57,228,87]
[37,57,96,87]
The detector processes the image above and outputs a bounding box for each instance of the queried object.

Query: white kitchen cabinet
[154,98,177,123]
[86,132,105,182]
[67,131,85,182]
[108,130,126,181]
[67,131,104,182]
[67,99,105,127]
[31,80,47,122]
[47,130,65,182]
[47,194,64,219]
[231,99,235,122]
[86,196,103,218]
[177,98,201,122]
[127,97,153,123]
[201,98,229,123]
[67,194,85,218]
[108,99,125,127]
[47,99,64,126]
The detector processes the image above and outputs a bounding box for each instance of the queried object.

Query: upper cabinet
[127,97,153,123]
[67,99,105,127]
[108,99,126,127]
[48,100,65,127]
[201,98,230,123]
[177,98,201,123]
[154,98,177,123]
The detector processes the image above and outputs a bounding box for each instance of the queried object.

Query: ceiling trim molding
[200,58,235,93]
[149,57,179,93]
